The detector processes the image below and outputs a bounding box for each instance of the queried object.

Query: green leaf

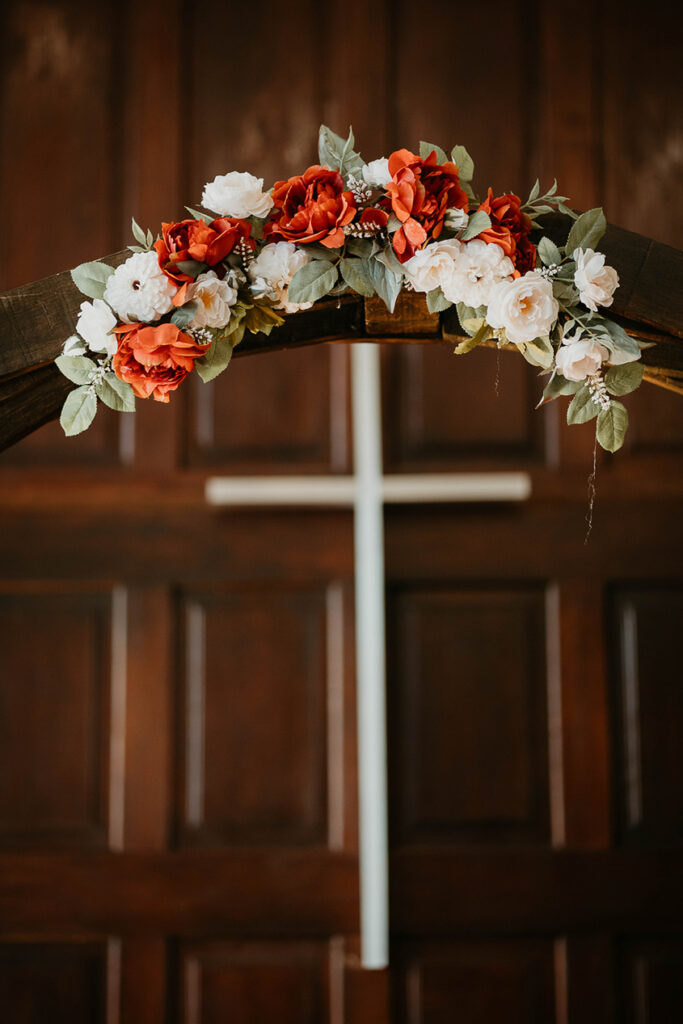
[538,236,562,266]
[340,257,375,298]
[288,260,339,305]
[318,125,364,179]
[567,386,600,425]
[520,335,554,369]
[426,287,451,313]
[450,145,474,182]
[459,210,492,241]
[59,386,97,436]
[170,302,198,328]
[375,245,404,277]
[55,355,97,386]
[174,259,205,278]
[419,141,448,165]
[538,372,581,405]
[338,126,364,179]
[96,374,135,412]
[604,361,644,396]
[131,218,149,248]
[596,400,628,452]
[456,302,487,338]
[595,318,641,364]
[244,302,285,336]
[185,206,214,225]
[345,237,373,258]
[553,281,580,305]
[367,260,402,313]
[195,337,235,383]
[454,319,494,354]
[70,261,115,300]
[566,208,607,256]
[527,179,540,203]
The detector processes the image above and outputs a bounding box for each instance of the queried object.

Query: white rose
[444,207,469,232]
[403,239,463,294]
[555,334,610,381]
[202,171,274,219]
[189,271,238,329]
[442,239,515,308]
[248,241,313,313]
[574,247,619,312]
[362,158,392,187]
[76,299,118,356]
[486,270,559,345]
[104,250,177,323]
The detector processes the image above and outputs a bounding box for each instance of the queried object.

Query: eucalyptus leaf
[338,126,364,179]
[131,218,148,247]
[195,337,235,383]
[170,302,198,328]
[596,318,641,363]
[426,287,451,313]
[604,361,644,396]
[55,355,97,386]
[596,401,628,452]
[567,386,599,425]
[318,124,347,169]
[459,210,492,241]
[185,206,214,225]
[96,374,135,412]
[70,261,115,300]
[340,257,375,297]
[288,261,339,305]
[60,386,97,436]
[538,236,562,266]
[450,144,474,182]
[566,207,607,256]
[367,260,402,313]
[419,140,448,165]
[527,179,540,203]
[375,246,405,277]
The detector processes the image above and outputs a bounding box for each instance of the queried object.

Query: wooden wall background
[0,1,682,1022]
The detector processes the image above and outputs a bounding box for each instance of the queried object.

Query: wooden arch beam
[0,214,681,453]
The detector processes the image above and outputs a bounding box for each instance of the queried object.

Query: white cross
[205,344,531,968]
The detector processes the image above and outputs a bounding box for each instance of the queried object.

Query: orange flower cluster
[113,322,211,402]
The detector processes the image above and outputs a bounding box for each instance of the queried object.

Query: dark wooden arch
[1,214,681,453]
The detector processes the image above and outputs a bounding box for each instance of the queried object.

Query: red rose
[477,189,536,274]
[386,148,469,263]
[112,322,211,403]
[154,217,254,284]
[264,165,356,248]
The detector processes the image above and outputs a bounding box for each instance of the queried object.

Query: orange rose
[386,148,469,263]
[112,322,211,402]
[477,189,536,274]
[154,217,254,284]
[264,165,356,248]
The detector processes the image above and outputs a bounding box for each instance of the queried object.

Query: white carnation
[189,271,238,329]
[76,299,118,356]
[248,241,313,314]
[362,158,392,187]
[403,239,463,294]
[486,270,559,345]
[442,239,515,307]
[555,334,610,382]
[574,248,619,312]
[202,170,274,219]
[104,251,177,323]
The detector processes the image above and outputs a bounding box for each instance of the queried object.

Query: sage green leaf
[419,141,448,165]
[552,281,579,305]
[340,257,375,297]
[170,302,198,328]
[596,400,628,452]
[318,124,347,169]
[454,319,493,354]
[185,206,213,224]
[596,318,641,363]
[195,337,235,383]
[604,361,644,396]
[538,372,581,405]
[338,126,364,179]
[288,261,338,305]
[426,287,451,313]
[70,261,115,300]
[566,208,607,256]
[527,179,540,203]
[131,218,149,247]
[174,259,205,278]
[538,236,562,266]
[456,302,487,338]
[60,386,97,436]
[450,145,474,182]
[519,335,554,369]
[367,260,402,313]
[567,386,599,425]
[345,237,373,258]
[55,355,97,386]
[96,374,135,412]
[375,246,404,277]
[460,210,492,241]
[243,302,285,335]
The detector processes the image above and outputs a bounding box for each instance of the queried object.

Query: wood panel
[611,587,683,845]
[0,939,109,1024]
[0,586,115,848]
[176,940,334,1024]
[176,583,335,847]
[393,939,556,1024]
[388,585,549,846]
[618,939,683,1024]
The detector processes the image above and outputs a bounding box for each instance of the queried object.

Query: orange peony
[386,148,469,263]
[112,322,211,402]
[477,189,536,275]
[154,217,254,284]
[264,165,356,248]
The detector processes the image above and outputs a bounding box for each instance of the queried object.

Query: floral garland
[57,126,643,451]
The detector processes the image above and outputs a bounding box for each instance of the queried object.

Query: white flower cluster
[248,242,313,314]
[104,251,177,323]
[188,271,238,329]
[403,238,516,311]
[202,170,273,220]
